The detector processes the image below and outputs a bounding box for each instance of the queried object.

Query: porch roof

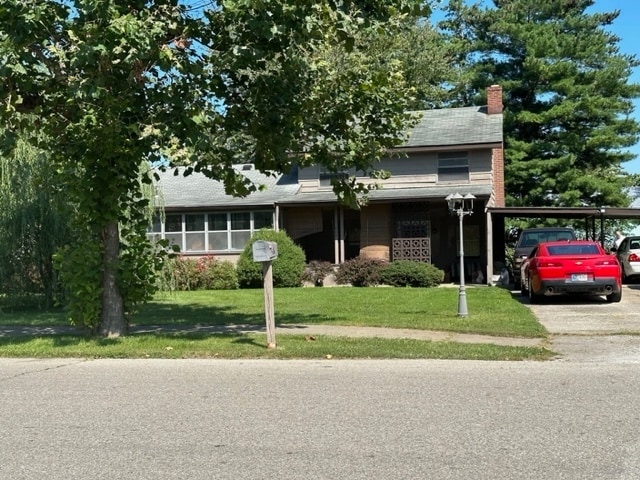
[154,167,299,210]
[278,184,493,206]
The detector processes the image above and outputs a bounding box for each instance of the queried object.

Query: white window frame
[148,210,274,253]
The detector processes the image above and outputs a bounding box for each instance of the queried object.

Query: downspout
[273,202,279,231]
[339,207,345,263]
[334,207,340,264]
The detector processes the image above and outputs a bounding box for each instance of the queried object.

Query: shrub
[302,260,335,286]
[380,260,444,288]
[335,256,386,287]
[198,257,239,290]
[236,229,306,288]
[160,255,238,291]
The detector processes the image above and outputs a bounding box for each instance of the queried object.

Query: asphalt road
[2,357,640,480]
[3,286,640,479]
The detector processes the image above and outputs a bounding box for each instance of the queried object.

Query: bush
[302,260,335,286]
[199,257,239,290]
[236,229,306,288]
[335,256,386,287]
[160,256,238,291]
[380,260,444,288]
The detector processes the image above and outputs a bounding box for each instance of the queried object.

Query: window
[437,152,469,183]
[319,169,349,188]
[147,211,274,253]
[185,214,205,252]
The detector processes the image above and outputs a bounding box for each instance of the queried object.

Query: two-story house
[150,85,505,282]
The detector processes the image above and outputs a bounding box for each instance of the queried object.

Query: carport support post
[262,261,276,349]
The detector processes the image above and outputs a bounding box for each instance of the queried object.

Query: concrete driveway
[521,284,640,362]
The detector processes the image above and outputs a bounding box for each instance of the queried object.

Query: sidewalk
[0,323,545,348]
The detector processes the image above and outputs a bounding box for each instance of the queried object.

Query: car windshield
[546,244,599,255]
[520,232,573,246]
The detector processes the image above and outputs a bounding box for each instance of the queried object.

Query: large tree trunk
[98,220,127,337]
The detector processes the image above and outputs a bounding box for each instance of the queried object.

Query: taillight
[595,259,618,265]
[629,253,640,262]
[537,261,562,267]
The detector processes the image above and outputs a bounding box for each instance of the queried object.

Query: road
[2,286,640,479]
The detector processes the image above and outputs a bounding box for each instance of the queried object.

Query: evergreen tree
[441,0,640,208]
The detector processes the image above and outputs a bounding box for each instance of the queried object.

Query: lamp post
[446,193,476,317]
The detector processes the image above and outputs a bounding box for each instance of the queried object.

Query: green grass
[0,286,552,360]
[133,286,546,338]
[0,333,553,361]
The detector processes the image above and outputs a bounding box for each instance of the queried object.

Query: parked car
[613,235,640,283]
[520,240,622,303]
[510,227,577,289]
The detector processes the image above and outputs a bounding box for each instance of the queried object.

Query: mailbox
[252,240,278,262]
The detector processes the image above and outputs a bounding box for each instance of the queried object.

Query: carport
[484,206,640,284]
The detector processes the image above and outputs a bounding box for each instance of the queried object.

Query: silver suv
[511,227,576,289]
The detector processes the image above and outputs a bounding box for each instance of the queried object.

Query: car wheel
[606,290,622,303]
[528,275,540,304]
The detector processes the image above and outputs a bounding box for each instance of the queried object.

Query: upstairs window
[319,169,349,189]
[437,152,469,183]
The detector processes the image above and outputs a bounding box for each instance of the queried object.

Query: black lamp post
[445,193,476,317]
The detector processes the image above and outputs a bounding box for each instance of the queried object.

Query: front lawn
[132,286,546,338]
[0,286,552,360]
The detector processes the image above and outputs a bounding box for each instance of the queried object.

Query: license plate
[570,273,589,282]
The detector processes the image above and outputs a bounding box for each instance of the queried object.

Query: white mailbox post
[252,241,278,349]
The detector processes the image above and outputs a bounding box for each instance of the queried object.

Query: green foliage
[335,256,386,287]
[160,256,238,291]
[0,0,426,335]
[0,134,69,307]
[236,230,306,288]
[53,237,104,332]
[440,0,640,211]
[380,260,444,287]
[302,260,335,286]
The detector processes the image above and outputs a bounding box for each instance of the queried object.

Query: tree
[0,0,424,336]
[0,131,69,308]
[441,0,640,209]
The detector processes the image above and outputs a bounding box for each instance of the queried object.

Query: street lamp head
[445,193,463,212]
[463,193,476,212]
[446,193,475,214]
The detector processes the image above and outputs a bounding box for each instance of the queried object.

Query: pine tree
[441,0,640,208]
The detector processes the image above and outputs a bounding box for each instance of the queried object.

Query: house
[150,85,505,282]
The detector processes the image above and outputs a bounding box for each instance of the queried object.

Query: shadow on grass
[130,302,332,327]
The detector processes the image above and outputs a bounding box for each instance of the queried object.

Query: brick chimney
[486,84,503,115]
[488,84,505,206]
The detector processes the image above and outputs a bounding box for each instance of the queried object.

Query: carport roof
[487,206,640,220]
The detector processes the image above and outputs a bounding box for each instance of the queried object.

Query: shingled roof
[402,106,502,148]
[154,166,299,209]
[155,104,502,208]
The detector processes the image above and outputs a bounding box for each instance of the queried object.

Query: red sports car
[520,240,622,303]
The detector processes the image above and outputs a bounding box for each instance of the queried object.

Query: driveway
[522,284,640,362]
